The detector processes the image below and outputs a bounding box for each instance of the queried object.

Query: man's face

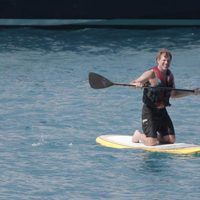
[157,54,171,72]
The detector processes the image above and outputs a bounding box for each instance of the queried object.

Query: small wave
[31,142,43,147]
[31,134,45,147]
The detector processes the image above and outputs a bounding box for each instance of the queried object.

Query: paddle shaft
[113,82,195,93]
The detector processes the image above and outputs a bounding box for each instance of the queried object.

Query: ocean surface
[0,27,199,200]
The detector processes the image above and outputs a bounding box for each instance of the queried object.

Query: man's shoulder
[146,68,155,78]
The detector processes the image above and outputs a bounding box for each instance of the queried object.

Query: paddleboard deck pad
[96,135,200,154]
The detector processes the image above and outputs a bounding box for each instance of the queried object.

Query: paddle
[88,72,196,93]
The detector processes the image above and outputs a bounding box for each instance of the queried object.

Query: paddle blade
[89,72,114,89]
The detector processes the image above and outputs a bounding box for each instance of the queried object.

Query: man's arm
[130,69,154,87]
[171,88,200,98]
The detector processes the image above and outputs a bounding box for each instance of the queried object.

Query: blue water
[0,27,199,200]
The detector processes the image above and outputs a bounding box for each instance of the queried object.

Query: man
[130,49,199,146]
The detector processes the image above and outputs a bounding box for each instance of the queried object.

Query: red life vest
[143,66,174,108]
[152,66,174,87]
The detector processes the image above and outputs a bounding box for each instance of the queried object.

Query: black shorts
[142,104,175,138]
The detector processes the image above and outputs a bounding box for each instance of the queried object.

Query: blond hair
[156,48,172,61]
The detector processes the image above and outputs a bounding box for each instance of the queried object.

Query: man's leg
[132,130,159,146]
[157,134,176,144]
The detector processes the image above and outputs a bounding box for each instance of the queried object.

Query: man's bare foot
[132,130,141,143]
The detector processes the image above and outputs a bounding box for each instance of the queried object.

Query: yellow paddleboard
[96,135,200,154]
